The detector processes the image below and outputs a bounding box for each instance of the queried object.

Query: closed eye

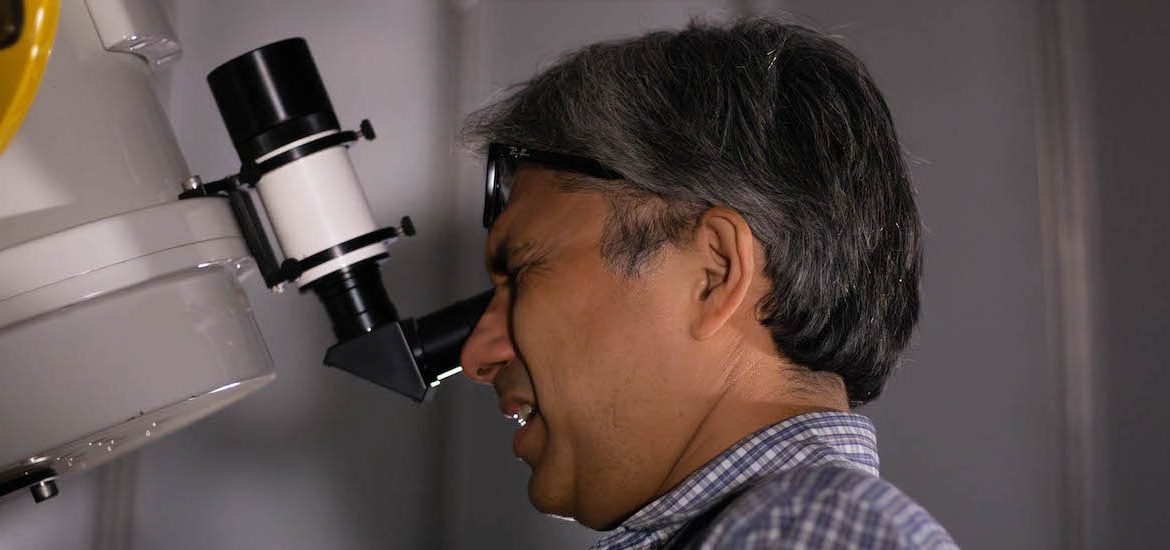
[506,260,539,293]
[488,239,550,295]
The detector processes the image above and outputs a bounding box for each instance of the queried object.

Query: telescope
[193,37,491,403]
[0,0,487,504]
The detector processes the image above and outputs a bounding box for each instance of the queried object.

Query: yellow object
[0,0,58,155]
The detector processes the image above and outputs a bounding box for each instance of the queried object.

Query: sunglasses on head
[483,143,623,228]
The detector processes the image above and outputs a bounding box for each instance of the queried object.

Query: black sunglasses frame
[483,143,623,228]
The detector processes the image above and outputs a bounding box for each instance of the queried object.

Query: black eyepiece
[207,37,340,162]
[402,290,494,380]
[323,290,493,402]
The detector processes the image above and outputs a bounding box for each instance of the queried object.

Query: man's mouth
[508,403,539,427]
[501,401,541,459]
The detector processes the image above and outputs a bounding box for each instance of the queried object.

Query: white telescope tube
[254,140,390,286]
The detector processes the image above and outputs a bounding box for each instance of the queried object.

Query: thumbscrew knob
[359,119,376,141]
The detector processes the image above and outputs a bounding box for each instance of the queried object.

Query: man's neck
[654,349,849,497]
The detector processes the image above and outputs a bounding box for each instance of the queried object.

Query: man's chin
[526,473,628,531]
[526,468,573,519]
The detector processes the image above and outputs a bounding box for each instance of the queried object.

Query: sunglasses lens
[483,155,516,228]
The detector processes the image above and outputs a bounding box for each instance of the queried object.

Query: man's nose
[460,288,514,384]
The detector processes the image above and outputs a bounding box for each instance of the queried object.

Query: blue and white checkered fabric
[592,412,957,549]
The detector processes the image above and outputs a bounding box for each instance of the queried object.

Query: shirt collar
[612,411,880,533]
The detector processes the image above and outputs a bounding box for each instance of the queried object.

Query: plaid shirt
[591,412,957,549]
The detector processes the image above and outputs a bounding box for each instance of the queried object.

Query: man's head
[459,18,921,529]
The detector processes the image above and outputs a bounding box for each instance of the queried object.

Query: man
[459,18,956,549]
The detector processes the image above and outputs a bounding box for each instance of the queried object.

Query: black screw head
[359,119,376,141]
[400,216,416,237]
[31,480,58,503]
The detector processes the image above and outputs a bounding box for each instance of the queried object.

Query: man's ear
[690,207,755,340]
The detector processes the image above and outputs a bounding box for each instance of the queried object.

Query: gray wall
[1083,0,1170,546]
[776,1,1061,548]
[4,1,1168,549]
[0,473,103,549]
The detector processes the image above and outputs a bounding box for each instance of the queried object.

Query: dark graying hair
[463,18,922,405]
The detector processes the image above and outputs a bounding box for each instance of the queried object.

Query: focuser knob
[359,119,376,141]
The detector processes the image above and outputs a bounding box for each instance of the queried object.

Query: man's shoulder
[697,465,957,549]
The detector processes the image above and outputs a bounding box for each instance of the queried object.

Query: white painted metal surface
[0,198,241,324]
[0,0,275,497]
[84,0,182,67]
[0,0,185,250]
[0,262,275,487]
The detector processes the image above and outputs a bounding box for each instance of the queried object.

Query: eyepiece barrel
[310,259,398,341]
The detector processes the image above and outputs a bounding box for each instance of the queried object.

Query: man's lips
[500,399,539,427]
[494,364,540,458]
[513,410,540,459]
[499,397,540,458]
